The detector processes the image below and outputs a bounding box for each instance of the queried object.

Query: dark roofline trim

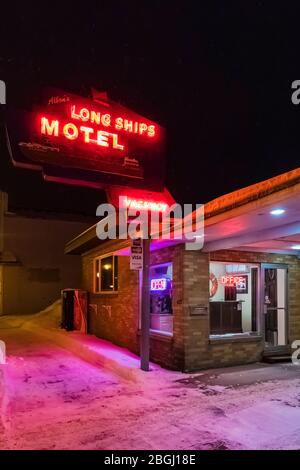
[204,167,300,219]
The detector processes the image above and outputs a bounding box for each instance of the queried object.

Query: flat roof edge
[205,167,300,218]
[65,168,300,254]
[65,223,98,254]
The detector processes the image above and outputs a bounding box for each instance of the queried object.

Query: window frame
[94,254,118,294]
[147,261,174,336]
[209,260,260,338]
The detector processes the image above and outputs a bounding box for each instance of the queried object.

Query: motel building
[65,168,300,371]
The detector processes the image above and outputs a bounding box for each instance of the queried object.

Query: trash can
[61,289,75,331]
[61,289,88,333]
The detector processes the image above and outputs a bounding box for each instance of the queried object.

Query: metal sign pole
[140,237,150,371]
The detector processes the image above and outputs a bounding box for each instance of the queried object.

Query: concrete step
[263,347,291,357]
[262,355,291,364]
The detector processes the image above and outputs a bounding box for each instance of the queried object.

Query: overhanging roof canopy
[65,168,300,257]
[202,168,300,255]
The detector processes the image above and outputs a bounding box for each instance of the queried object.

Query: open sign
[150,278,167,291]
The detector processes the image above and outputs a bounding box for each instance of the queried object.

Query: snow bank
[28,299,62,329]
[21,299,180,384]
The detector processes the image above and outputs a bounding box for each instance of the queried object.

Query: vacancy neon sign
[40,104,156,152]
[124,196,168,212]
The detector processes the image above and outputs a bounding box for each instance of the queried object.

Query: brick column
[182,249,210,371]
[288,258,300,343]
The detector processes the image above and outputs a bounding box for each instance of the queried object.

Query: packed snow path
[1,316,300,450]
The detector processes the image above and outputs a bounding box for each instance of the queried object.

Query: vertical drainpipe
[0,191,8,314]
[0,191,8,251]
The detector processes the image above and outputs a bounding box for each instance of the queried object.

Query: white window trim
[209,261,260,337]
[138,261,174,336]
[94,254,118,294]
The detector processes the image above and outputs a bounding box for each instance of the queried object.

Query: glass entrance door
[262,264,288,348]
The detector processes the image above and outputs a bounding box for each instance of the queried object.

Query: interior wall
[210,262,225,301]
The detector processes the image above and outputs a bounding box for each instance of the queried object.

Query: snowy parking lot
[1,314,300,450]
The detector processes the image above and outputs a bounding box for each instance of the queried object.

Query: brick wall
[82,242,184,370]
[182,250,211,370]
[181,249,300,371]
[82,242,139,353]
[82,242,300,372]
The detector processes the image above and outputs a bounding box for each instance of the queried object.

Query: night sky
[1,3,300,216]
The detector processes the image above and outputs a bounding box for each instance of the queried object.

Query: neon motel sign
[6,90,165,191]
[40,104,156,152]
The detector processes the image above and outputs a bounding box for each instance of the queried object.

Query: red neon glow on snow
[124,196,168,212]
[220,275,245,287]
[150,278,167,291]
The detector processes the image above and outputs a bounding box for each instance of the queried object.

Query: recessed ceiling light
[291,245,300,250]
[270,208,285,216]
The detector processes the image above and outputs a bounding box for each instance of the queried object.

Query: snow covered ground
[0,308,300,450]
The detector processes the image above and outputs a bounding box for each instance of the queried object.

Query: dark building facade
[0,191,91,315]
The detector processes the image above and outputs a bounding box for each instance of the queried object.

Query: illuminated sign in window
[220,275,247,291]
[124,196,167,213]
[150,278,167,291]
